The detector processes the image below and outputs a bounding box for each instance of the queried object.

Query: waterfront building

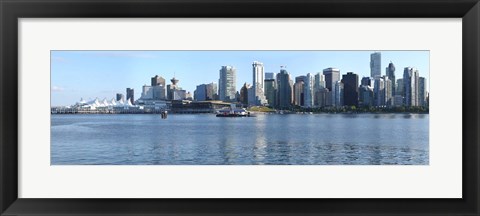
[361,76,373,87]
[386,61,396,95]
[218,65,237,102]
[303,73,315,108]
[293,79,304,106]
[358,85,374,107]
[333,81,344,107]
[383,76,393,107]
[172,89,187,100]
[323,67,340,91]
[315,87,329,107]
[374,77,385,106]
[248,86,255,106]
[396,79,404,96]
[314,73,325,91]
[185,91,193,101]
[403,67,420,106]
[205,82,218,100]
[419,77,427,107]
[194,84,207,101]
[265,72,276,80]
[151,75,166,86]
[393,95,404,107]
[167,76,180,100]
[116,93,124,102]
[275,67,293,109]
[264,78,276,107]
[240,83,251,106]
[252,61,267,105]
[126,88,134,105]
[141,85,154,99]
[342,72,359,107]
[370,52,381,78]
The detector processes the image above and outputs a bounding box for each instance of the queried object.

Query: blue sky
[51,50,429,106]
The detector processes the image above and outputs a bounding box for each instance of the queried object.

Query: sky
[51,50,429,106]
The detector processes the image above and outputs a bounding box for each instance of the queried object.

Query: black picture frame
[1,0,479,215]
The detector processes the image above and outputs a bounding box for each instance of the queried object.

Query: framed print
[1,0,479,215]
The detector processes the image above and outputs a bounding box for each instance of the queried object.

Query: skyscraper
[116,93,124,101]
[252,61,267,105]
[167,76,180,100]
[265,72,276,80]
[205,82,218,100]
[293,79,304,106]
[264,77,276,107]
[358,85,374,107]
[276,67,293,109]
[333,81,344,107]
[419,77,427,107]
[240,83,251,106]
[386,62,396,94]
[361,77,373,87]
[396,79,404,96]
[370,52,381,78]
[303,73,315,108]
[383,76,393,106]
[194,84,207,101]
[323,67,340,91]
[374,77,385,106]
[126,88,134,105]
[218,66,237,102]
[314,73,325,91]
[151,75,166,86]
[403,67,419,107]
[342,72,359,107]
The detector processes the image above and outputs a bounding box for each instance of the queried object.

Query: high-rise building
[194,84,207,101]
[323,68,340,107]
[383,76,393,107]
[240,83,251,105]
[358,85,374,107]
[303,73,315,108]
[403,67,419,107]
[419,77,427,107]
[205,82,218,100]
[342,72,359,107]
[370,52,381,78]
[333,81,344,107]
[374,77,385,106]
[323,67,340,91]
[252,61,267,105]
[386,62,396,94]
[315,87,329,107]
[275,67,293,109]
[264,78,276,107]
[116,93,124,101]
[126,88,134,105]
[396,79,404,96]
[265,72,276,80]
[167,76,180,100]
[314,73,325,91]
[151,75,166,86]
[361,77,373,87]
[219,66,237,102]
[293,79,304,106]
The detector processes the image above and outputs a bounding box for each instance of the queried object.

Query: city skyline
[51,50,429,106]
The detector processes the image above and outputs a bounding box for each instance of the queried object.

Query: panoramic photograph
[51,50,429,165]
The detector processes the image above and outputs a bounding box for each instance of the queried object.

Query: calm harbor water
[51,113,429,165]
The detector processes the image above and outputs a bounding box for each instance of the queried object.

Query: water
[51,113,429,165]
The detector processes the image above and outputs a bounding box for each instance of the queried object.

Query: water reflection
[51,114,429,165]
